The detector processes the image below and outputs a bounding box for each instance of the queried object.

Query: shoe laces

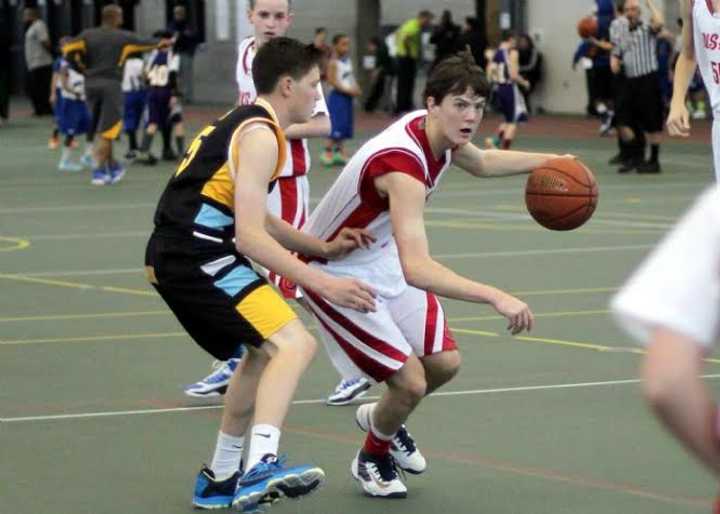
[392,425,416,455]
[335,377,362,392]
[368,453,402,482]
[244,454,286,479]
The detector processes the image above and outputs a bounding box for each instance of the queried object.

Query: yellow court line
[0,332,186,345]
[0,273,155,297]
[0,310,169,323]
[450,309,610,323]
[512,287,618,297]
[0,236,30,253]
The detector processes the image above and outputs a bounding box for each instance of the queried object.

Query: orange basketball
[525,158,598,231]
[577,16,598,38]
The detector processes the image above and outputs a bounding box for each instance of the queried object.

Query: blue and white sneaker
[192,466,240,509]
[326,376,371,406]
[80,152,95,168]
[58,159,84,172]
[351,450,407,498]
[355,402,427,474]
[232,455,325,512]
[90,168,111,186]
[108,162,126,184]
[184,357,243,398]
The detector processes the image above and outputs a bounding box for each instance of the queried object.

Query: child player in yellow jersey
[144,38,376,512]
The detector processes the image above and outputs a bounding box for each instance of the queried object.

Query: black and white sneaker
[355,403,427,474]
[326,377,371,406]
[350,450,407,498]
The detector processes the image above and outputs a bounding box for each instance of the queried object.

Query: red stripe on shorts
[442,316,458,351]
[305,302,396,382]
[305,289,408,363]
[424,292,439,355]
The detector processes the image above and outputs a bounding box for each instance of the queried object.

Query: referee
[611,0,664,174]
[63,5,168,185]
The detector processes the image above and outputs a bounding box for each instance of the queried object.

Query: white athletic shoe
[351,450,407,498]
[355,403,427,474]
[326,377,371,406]
[184,358,242,397]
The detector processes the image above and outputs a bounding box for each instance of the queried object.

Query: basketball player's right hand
[667,103,691,137]
[493,294,534,334]
[322,277,377,313]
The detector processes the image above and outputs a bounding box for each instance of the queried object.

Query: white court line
[4,375,720,423]
[434,244,653,259]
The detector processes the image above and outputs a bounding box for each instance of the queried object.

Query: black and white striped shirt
[613,21,659,78]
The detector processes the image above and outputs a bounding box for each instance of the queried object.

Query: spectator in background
[588,0,616,135]
[322,33,361,166]
[655,26,675,115]
[517,33,542,114]
[363,36,394,113]
[167,4,200,103]
[313,27,332,81]
[459,16,487,69]
[0,24,11,125]
[23,7,54,116]
[394,10,434,114]
[430,9,461,70]
[572,39,597,116]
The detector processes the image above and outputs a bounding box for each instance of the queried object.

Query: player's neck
[424,116,452,159]
[256,94,290,129]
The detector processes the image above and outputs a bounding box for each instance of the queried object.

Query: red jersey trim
[404,115,448,186]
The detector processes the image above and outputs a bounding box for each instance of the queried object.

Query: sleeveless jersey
[491,48,512,85]
[146,49,179,90]
[122,56,145,92]
[303,110,453,298]
[235,36,328,177]
[332,56,355,93]
[152,98,287,243]
[58,58,86,101]
[692,0,720,116]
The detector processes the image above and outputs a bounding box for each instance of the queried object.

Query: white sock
[368,403,394,440]
[209,431,244,480]
[61,146,72,162]
[246,424,281,471]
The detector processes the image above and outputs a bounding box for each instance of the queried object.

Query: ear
[426,96,438,112]
[278,75,294,98]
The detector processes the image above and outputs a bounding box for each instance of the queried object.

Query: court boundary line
[4,375,720,423]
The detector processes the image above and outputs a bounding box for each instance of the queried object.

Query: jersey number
[712,61,720,85]
[176,125,216,176]
[147,65,169,87]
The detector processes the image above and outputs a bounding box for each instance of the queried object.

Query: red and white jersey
[303,110,454,297]
[235,36,328,177]
[693,0,720,116]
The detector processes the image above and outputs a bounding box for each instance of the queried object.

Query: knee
[394,374,427,405]
[439,351,462,381]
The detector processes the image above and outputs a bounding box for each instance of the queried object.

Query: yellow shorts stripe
[236,284,297,340]
[101,121,122,140]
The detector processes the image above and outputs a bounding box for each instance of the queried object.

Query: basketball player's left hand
[493,293,534,334]
[324,228,376,259]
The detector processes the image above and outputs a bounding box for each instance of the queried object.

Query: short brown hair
[423,47,489,105]
[253,37,322,95]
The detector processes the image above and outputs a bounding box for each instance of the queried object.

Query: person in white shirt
[185,0,372,407]
[667,0,720,180]
[612,186,720,512]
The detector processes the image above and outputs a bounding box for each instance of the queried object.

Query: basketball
[525,157,598,231]
[577,16,598,38]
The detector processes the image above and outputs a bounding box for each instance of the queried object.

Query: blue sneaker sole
[232,467,325,512]
[192,495,233,509]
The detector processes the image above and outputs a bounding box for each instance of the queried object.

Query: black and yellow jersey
[152,98,287,242]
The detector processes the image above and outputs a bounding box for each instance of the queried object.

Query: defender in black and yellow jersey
[144,38,377,512]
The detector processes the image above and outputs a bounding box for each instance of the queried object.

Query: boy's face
[287,66,321,124]
[429,86,486,146]
[335,37,350,57]
[248,0,292,46]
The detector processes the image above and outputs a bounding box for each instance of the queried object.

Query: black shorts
[144,233,297,360]
[591,66,614,102]
[616,72,664,133]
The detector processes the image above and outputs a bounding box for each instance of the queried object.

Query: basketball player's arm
[283,113,331,139]
[452,142,563,178]
[643,327,720,477]
[232,125,376,311]
[667,0,696,137]
[509,50,530,89]
[380,173,533,334]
